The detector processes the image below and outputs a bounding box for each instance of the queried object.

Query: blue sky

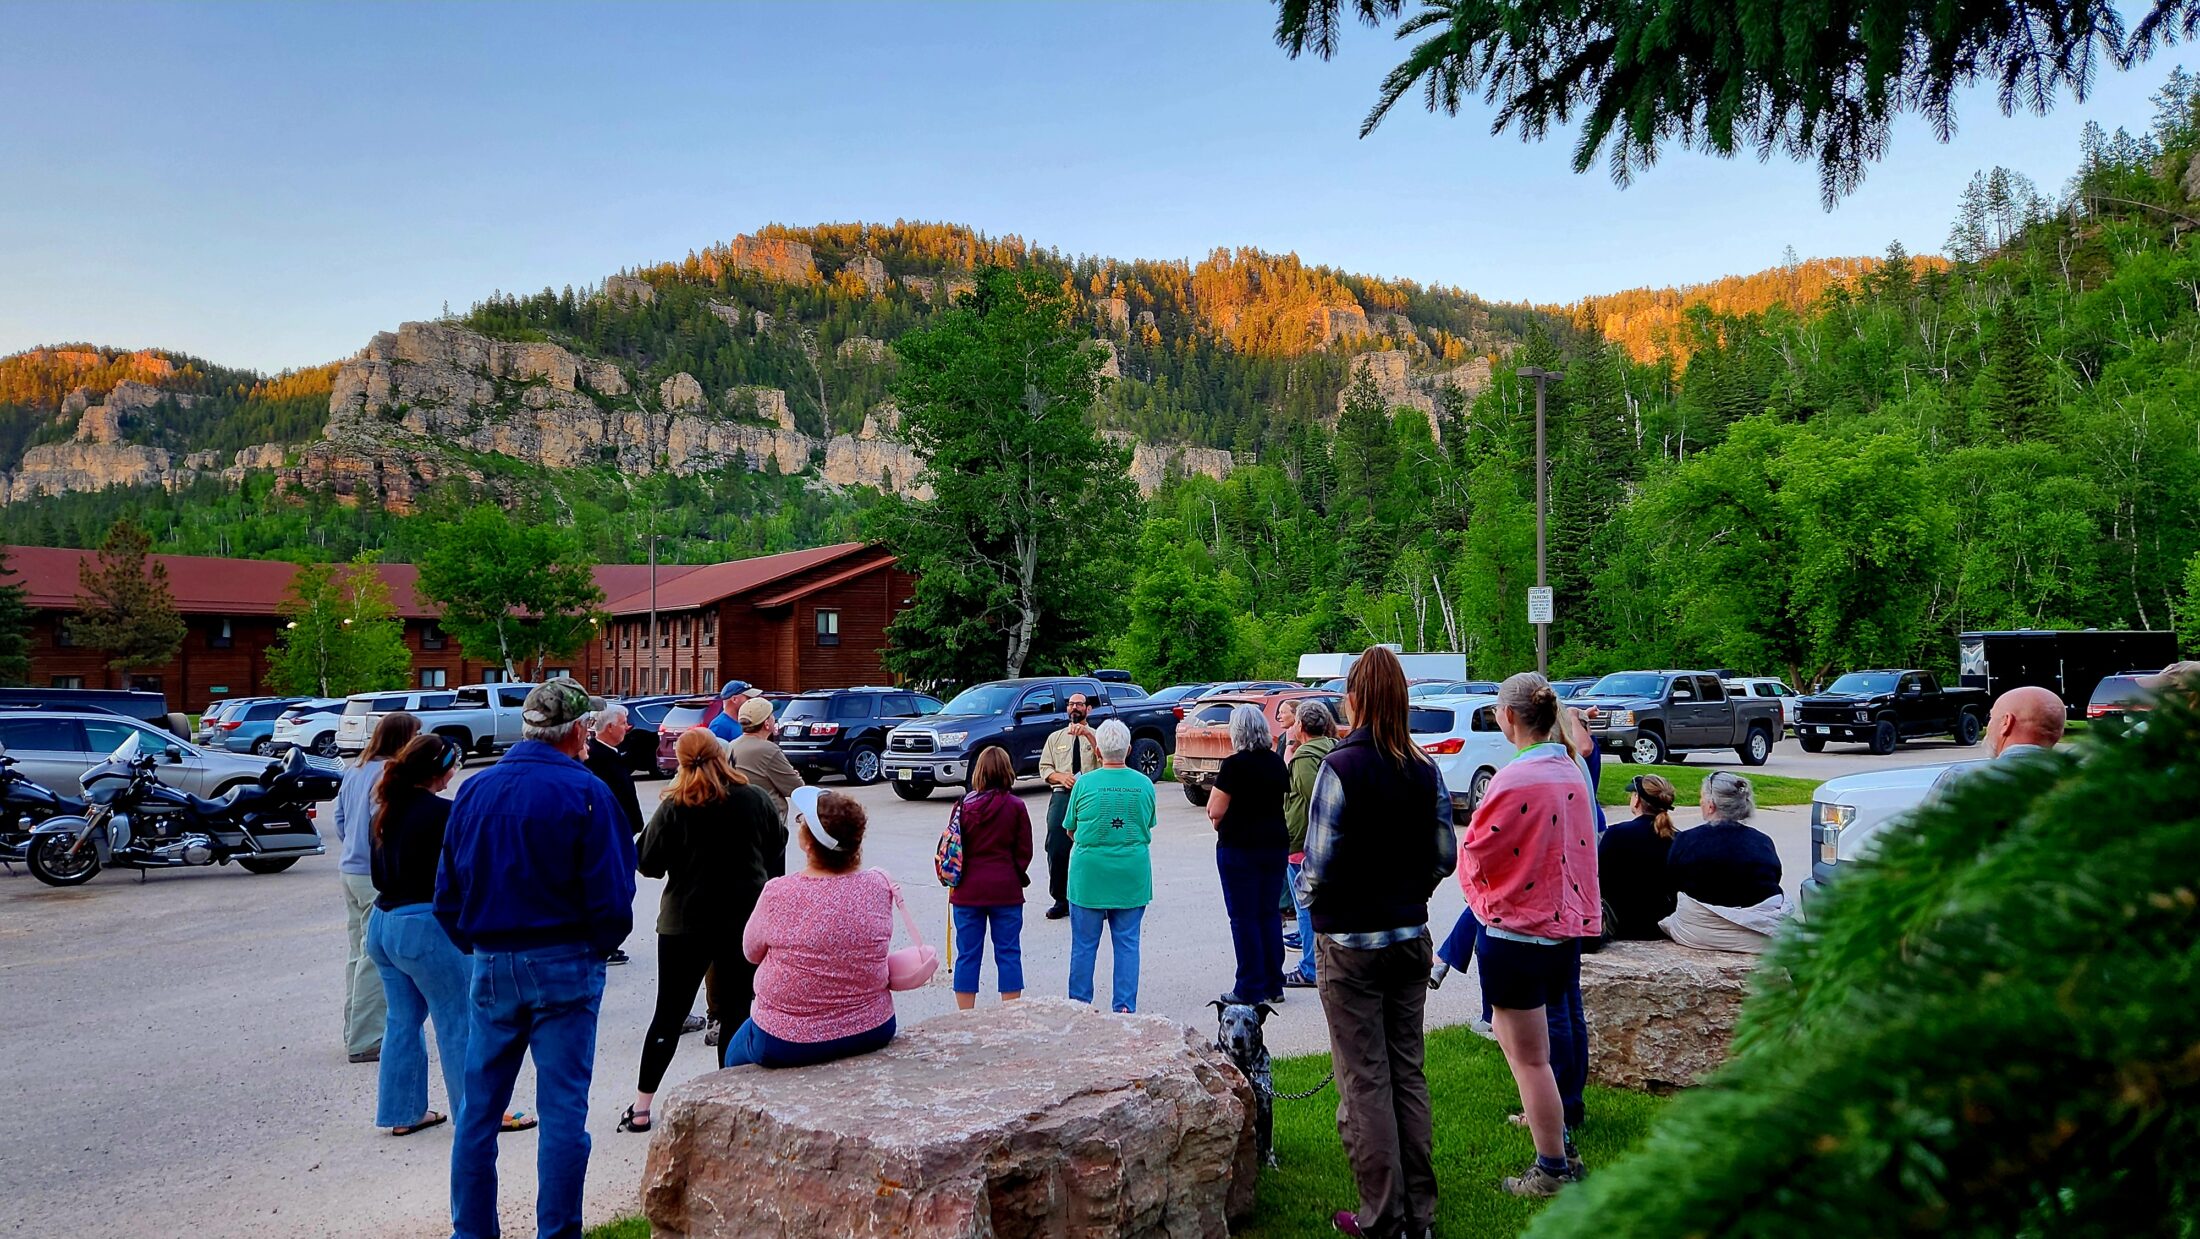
[0,1,2180,372]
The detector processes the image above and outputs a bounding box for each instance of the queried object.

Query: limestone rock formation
[2185,152,2200,202]
[717,235,817,284]
[900,274,975,304]
[836,336,889,364]
[1316,304,1370,345]
[1336,349,1493,436]
[639,999,1257,1239]
[1579,940,1762,1090]
[1096,338,1121,379]
[725,386,797,432]
[1108,433,1233,495]
[603,274,656,305]
[1136,309,1157,332]
[706,301,745,329]
[841,253,889,294]
[8,441,174,502]
[659,373,706,414]
[1098,296,1130,333]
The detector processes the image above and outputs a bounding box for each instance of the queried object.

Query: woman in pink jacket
[1459,672,1602,1198]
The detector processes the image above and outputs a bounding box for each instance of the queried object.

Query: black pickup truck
[879,676,1177,800]
[1794,669,1990,754]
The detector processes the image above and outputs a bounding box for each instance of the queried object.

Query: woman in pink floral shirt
[723,788,899,1069]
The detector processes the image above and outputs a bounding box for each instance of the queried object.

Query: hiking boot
[1501,1163,1578,1197]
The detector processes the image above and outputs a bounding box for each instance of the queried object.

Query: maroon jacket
[948,788,1035,907]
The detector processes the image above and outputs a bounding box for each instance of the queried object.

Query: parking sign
[1527,586,1554,625]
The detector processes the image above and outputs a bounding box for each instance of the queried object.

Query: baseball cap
[718,678,752,701]
[522,678,606,728]
[736,695,775,728]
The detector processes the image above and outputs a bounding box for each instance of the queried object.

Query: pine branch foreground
[1274,0,2200,205]
[1524,696,2200,1237]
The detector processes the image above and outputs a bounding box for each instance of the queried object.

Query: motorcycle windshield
[80,732,143,791]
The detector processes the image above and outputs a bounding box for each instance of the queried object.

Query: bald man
[1987,686,2066,760]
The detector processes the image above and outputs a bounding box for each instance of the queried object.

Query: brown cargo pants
[1315,933,1437,1239]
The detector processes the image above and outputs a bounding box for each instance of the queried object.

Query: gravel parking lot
[0,734,1964,1236]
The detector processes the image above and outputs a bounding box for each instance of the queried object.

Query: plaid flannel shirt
[1298,759,1457,949]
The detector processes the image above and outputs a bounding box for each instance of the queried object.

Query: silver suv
[0,710,312,800]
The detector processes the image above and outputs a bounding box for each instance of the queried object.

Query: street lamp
[1517,365,1565,677]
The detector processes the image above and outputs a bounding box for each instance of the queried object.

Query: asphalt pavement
[0,732,1965,1237]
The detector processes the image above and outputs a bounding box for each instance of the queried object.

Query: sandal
[392,1111,447,1137]
[500,1110,538,1134]
[618,1105,652,1134]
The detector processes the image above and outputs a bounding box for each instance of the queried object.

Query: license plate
[888,767,916,780]
[1813,726,1830,734]
[783,725,805,737]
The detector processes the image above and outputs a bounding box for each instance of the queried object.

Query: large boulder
[640,998,1257,1239]
[1580,939,1764,1090]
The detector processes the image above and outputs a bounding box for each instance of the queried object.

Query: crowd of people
[320,653,2104,1239]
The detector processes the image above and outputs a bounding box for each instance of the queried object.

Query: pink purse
[880,872,939,990]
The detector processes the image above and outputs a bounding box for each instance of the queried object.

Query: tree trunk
[1004,532,1040,678]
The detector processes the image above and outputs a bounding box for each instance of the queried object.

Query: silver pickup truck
[416,684,539,757]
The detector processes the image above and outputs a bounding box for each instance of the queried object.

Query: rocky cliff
[4,380,287,502]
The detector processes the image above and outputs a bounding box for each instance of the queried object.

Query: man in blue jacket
[436,678,635,1239]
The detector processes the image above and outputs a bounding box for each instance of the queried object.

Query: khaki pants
[1315,934,1437,1238]
[341,873,387,1057]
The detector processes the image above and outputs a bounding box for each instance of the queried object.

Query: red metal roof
[750,552,899,609]
[2,543,863,620]
[598,542,877,614]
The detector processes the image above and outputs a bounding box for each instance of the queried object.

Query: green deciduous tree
[415,505,605,679]
[1116,521,1252,686]
[267,555,413,697]
[871,266,1140,684]
[70,517,186,677]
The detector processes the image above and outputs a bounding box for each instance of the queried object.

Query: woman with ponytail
[1461,671,1603,1197]
[1598,774,1681,940]
[362,734,484,1135]
[621,727,783,1133]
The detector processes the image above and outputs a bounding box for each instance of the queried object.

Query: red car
[652,693,793,774]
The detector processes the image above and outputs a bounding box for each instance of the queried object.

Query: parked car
[415,683,539,756]
[334,688,459,756]
[653,696,725,774]
[204,696,311,755]
[1574,670,1785,766]
[1805,758,1987,910]
[608,694,679,775]
[1194,681,1301,700]
[1407,693,1510,813]
[882,676,1178,800]
[0,709,336,801]
[1794,670,1990,754]
[1145,683,1213,709]
[1552,678,1601,700]
[1723,677,1804,732]
[2087,672,2166,722]
[1409,679,1501,699]
[268,698,347,757]
[776,687,945,785]
[194,696,272,745]
[0,687,187,737]
[1173,689,1350,806]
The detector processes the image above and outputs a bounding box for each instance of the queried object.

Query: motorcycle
[24,733,339,888]
[0,754,87,866]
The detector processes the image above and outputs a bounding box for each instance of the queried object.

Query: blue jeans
[951,903,1025,995]
[450,945,606,1239]
[721,1015,897,1068]
[1217,845,1286,1000]
[1288,860,1317,981]
[364,904,471,1129]
[1067,904,1144,1013]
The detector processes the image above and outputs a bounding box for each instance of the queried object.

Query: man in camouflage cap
[436,677,635,1239]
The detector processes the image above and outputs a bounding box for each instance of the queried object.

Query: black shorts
[1476,934,1581,1011]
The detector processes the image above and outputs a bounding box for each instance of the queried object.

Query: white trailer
[1297,647,1470,683]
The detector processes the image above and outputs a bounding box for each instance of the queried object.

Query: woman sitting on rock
[1598,773,1681,940]
[722,788,899,1069]
[1660,771,1786,954]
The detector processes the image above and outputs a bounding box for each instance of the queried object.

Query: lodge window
[701,613,715,646]
[657,668,669,693]
[51,675,83,689]
[679,617,692,648]
[130,675,161,693]
[621,667,633,693]
[483,669,506,684]
[701,666,716,692]
[209,618,234,649]
[678,667,691,693]
[54,622,74,648]
[621,623,632,650]
[660,622,671,648]
[421,669,448,688]
[421,624,446,651]
[816,609,840,647]
[588,671,601,691]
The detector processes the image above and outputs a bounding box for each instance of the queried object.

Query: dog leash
[1268,1066,1336,1101]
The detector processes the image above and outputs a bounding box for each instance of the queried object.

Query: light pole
[647,531,662,696]
[1518,365,1564,676]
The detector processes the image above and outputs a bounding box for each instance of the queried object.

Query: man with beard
[1037,691,1101,920]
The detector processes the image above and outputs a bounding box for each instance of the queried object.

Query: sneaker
[347,1048,380,1064]
[1282,972,1318,989]
[1331,1211,1365,1236]
[1045,904,1070,920]
[1428,960,1451,990]
[702,1019,722,1048]
[1283,933,1302,950]
[606,949,630,966]
[1501,1163,1577,1198]
[680,1013,706,1034]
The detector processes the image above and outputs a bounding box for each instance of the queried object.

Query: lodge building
[7,541,912,714]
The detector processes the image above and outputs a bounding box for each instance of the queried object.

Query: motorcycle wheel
[238,857,299,875]
[27,834,100,887]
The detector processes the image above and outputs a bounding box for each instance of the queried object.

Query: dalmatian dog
[1210,999,1276,1166]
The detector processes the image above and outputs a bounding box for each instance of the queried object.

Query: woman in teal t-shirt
[1062,719,1156,1012]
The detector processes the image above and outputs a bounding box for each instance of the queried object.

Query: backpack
[934,798,965,888]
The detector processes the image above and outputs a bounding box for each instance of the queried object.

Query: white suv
[334,689,459,755]
[1408,694,1514,813]
[1724,677,1803,732]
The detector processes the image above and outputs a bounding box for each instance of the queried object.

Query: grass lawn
[585,1025,1664,1239]
[1596,762,1819,807]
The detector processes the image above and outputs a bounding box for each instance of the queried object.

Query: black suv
[775,687,944,786]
